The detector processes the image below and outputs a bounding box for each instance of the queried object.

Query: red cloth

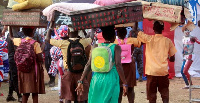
[96,32,105,43]
[143,19,175,79]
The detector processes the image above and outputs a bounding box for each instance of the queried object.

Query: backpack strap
[117,39,122,45]
[68,39,80,44]
[124,38,128,44]
[21,39,25,42]
[98,43,113,47]
[107,43,114,47]
[30,39,36,44]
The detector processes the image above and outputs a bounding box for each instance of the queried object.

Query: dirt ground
[1,69,200,103]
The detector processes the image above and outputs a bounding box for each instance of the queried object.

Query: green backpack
[91,43,114,72]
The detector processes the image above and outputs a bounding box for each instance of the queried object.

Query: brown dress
[18,61,45,94]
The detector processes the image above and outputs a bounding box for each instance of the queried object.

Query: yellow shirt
[13,37,42,54]
[137,31,177,76]
[50,38,92,69]
[114,37,141,47]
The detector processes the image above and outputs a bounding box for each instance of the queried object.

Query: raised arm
[45,21,54,43]
[8,26,14,41]
[1,26,8,37]
[195,37,200,44]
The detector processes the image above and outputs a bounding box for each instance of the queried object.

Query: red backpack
[14,39,36,73]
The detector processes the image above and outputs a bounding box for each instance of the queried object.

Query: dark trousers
[8,64,21,98]
[146,75,169,103]
[133,48,143,76]
[45,55,55,83]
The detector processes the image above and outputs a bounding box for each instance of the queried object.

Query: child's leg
[22,93,30,103]
[58,74,63,103]
[181,60,189,86]
[183,59,193,85]
[118,87,123,103]
[65,100,71,103]
[127,87,135,103]
[32,93,38,103]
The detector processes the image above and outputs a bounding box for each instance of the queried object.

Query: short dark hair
[22,27,35,37]
[100,25,115,41]
[116,27,127,39]
[153,21,164,33]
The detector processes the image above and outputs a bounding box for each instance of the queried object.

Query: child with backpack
[9,26,45,103]
[48,25,67,103]
[114,27,141,103]
[76,26,128,103]
[46,21,91,103]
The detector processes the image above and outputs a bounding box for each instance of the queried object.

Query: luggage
[54,1,143,30]
[141,1,183,23]
[1,9,47,27]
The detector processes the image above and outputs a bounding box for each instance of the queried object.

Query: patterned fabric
[0,40,7,51]
[0,40,9,74]
[182,36,195,55]
[48,46,63,76]
[0,56,4,82]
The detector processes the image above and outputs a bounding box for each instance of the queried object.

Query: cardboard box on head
[182,21,196,32]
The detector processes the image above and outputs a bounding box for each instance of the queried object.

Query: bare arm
[45,21,54,43]
[195,37,200,44]
[1,26,8,37]
[41,42,45,52]
[79,44,97,81]
[114,45,127,85]
[8,26,14,41]
[79,56,92,81]
[169,55,175,62]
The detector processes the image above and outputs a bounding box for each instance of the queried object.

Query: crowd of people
[0,19,199,103]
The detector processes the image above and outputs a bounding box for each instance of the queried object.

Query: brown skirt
[60,70,89,101]
[18,63,45,94]
[120,58,136,87]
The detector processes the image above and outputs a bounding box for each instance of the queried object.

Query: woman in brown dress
[9,26,45,103]
[114,27,141,103]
